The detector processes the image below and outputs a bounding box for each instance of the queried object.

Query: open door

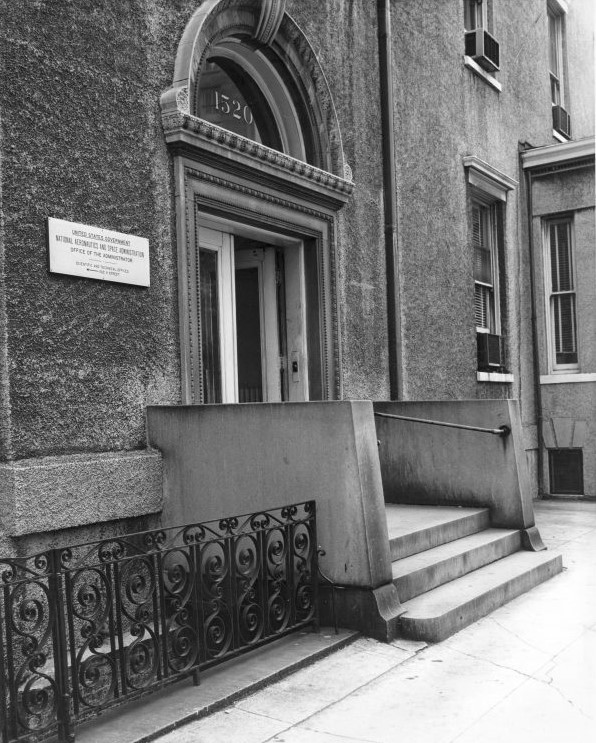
[197,225,309,403]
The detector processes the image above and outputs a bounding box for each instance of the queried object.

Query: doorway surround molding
[160,0,353,404]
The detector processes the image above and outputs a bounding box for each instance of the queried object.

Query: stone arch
[160,0,347,177]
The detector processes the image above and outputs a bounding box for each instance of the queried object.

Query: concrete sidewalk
[149,500,596,743]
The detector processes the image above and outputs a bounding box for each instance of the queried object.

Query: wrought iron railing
[0,501,317,743]
[374,412,511,437]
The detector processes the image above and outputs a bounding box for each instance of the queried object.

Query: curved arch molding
[160,0,353,183]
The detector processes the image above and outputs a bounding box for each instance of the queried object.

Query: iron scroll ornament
[0,501,317,743]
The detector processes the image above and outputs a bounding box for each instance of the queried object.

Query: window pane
[465,0,481,30]
[235,266,263,403]
[475,284,493,330]
[550,74,560,105]
[553,293,577,364]
[473,205,492,284]
[200,249,222,403]
[548,14,559,76]
[197,58,282,151]
[550,222,573,291]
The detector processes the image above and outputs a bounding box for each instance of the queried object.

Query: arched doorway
[160,0,353,404]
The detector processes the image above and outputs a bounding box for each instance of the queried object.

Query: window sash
[546,219,578,369]
[548,9,565,106]
[465,0,492,31]
[200,248,223,403]
[473,201,499,333]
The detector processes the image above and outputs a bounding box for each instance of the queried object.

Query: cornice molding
[163,114,354,207]
[463,156,518,201]
[522,137,595,170]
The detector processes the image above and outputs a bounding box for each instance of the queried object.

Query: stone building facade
[0,0,594,559]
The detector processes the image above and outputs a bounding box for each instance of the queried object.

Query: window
[549,449,583,494]
[464,0,493,31]
[545,218,578,369]
[195,38,310,162]
[464,0,499,73]
[464,157,517,374]
[548,1,571,138]
[197,58,283,151]
[473,201,499,334]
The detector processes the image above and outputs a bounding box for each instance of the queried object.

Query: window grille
[549,449,584,494]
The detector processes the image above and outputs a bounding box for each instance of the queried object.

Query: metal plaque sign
[48,217,150,287]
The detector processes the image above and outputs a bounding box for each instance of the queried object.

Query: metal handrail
[374,411,511,437]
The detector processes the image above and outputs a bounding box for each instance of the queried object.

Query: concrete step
[398,549,563,643]
[75,628,358,743]
[392,528,522,602]
[386,504,491,561]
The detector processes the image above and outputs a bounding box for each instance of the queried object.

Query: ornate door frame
[160,0,353,403]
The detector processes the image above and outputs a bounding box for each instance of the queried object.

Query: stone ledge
[0,450,163,536]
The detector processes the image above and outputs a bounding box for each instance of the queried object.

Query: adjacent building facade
[0,0,594,551]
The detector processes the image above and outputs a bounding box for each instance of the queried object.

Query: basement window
[548,448,583,494]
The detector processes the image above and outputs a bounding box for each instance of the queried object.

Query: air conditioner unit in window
[477,333,505,371]
[465,28,500,72]
[552,105,571,139]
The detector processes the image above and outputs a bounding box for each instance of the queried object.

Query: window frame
[543,216,579,373]
[472,196,501,335]
[547,2,567,109]
[195,38,308,162]
[464,0,493,33]
[464,157,517,375]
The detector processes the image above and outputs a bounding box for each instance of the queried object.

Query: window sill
[540,373,596,384]
[552,129,569,143]
[477,371,513,383]
[464,57,502,91]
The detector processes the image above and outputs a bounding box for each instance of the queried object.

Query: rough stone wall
[0,1,201,461]
[0,109,9,462]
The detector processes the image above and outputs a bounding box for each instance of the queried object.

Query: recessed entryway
[197,220,310,403]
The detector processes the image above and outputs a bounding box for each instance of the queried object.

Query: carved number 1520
[214,91,254,125]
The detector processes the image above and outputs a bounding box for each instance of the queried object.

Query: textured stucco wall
[530,164,596,498]
[286,0,388,399]
[567,0,596,139]
[391,0,563,404]
[532,169,596,373]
